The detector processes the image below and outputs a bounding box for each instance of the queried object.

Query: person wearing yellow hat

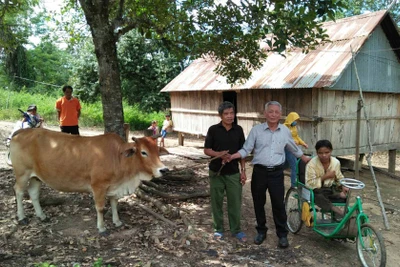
[284,112,308,188]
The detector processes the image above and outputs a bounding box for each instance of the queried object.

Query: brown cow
[10,128,169,234]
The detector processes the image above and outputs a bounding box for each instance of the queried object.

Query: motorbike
[4,109,43,166]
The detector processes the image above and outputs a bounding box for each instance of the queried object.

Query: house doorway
[223,91,238,125]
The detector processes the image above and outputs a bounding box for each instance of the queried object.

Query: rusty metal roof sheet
[161,10,394,92]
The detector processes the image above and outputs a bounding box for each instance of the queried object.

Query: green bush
[124,103,165,131]
[0,88,167,130]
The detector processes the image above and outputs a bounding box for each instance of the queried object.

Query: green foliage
[26,41,72,93]
[118,30,181,112]
[0,89,55,122]
[189,0,345,84]
[0,0,39,53]
[69,32,180,111]
[69,40,100,103]
[0,88,165,131]
[337,0,400,25]
[2,0,345,136]
[1,6,72,96]
[124,103,165,131]
[3,45,31,87]
[0,0,40,88]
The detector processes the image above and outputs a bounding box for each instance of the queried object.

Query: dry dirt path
[0,121,399,267]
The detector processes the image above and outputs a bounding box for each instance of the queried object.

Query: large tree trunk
[78,0,125,138]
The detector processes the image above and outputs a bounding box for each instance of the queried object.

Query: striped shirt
[238,123,303,167]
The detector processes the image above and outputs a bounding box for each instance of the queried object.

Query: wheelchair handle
[340,178,365,190]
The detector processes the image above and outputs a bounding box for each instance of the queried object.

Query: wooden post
[358,153,365,169]
[178,132,184,146]
[388,149,397,174]
[354,99,362,179]
[123,123,130,142]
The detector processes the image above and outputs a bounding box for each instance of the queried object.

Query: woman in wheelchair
[305,139,348,219]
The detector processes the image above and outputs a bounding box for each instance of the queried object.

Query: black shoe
[278,236,289,248]
[254,233,266,245]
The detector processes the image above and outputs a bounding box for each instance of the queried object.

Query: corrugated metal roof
[161,10,396,92]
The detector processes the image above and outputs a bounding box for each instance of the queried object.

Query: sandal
[213,232,224,240]
[233,232,247,242]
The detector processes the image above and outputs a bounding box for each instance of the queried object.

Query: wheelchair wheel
[285,187,303,234]
[356,223,386,267]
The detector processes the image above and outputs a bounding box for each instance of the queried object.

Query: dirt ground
[0,121,399,267]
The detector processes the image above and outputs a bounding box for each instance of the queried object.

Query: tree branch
[128,200,177,227]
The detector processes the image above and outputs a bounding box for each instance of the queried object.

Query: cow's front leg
[109,196,122,227]
[92,186,107,234]
[27,178,47,221]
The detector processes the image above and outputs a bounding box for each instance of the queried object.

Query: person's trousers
[251,165,288,238]
[209,170,242,234]
[313,187,342,211]
[285,148,298,187]
[60,125,80,135]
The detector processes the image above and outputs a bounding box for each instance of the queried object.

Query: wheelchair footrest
[316,219,334,224]
[314,225,337,235]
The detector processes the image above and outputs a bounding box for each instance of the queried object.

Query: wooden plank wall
[169,89,400,156]
[236,89,314,149]
[170,91,222,135]
[316,89,400,155]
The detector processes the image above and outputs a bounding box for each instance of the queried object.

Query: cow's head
[120,136,169,178]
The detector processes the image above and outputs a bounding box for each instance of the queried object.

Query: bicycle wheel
[356,223,386,267]
[285,187,303,234]
[6,149,12,166]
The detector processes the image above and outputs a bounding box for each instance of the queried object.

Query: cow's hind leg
[14,173,30,224]
[109,196,122,227]
[92,186,108,234]
[27,177,47,221]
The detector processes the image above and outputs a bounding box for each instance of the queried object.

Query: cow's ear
[159,147,169,156]
[123,148,136,158]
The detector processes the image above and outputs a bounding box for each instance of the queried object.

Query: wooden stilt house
[161,10,400,172]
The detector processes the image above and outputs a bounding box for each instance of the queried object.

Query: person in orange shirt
[55,85,81,135]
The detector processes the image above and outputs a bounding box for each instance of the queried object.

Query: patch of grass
[0,88,166,131]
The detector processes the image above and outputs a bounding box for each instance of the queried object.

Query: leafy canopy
[66,0,345,85]
[337,0,400,24]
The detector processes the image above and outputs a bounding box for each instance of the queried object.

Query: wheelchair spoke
[356,223,386,267]
[285,188,303,234]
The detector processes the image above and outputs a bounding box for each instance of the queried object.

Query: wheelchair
[285,159,386,267]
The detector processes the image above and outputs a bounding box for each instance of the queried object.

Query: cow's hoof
[18,218,29,225]
[99,230,110,237]
[114,221,123,228]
